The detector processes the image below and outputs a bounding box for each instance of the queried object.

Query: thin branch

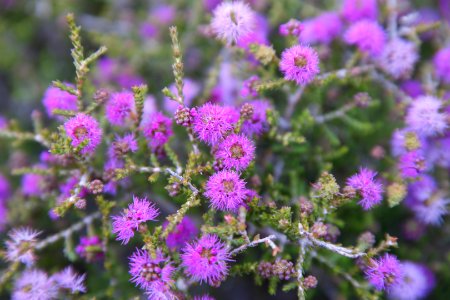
[314,102,357,124]
[230,235,277,256]
[297,239,307,300]
[164,168,199,195]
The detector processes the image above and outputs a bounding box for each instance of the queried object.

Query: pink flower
[378,39,418,79]
[192,103,238,145]
[405,96,447,138]
[347,168,383,210]
[279,19,303,36]
[5,227,40,266]
[241,100,271,136]
[204,170,247,212]
[344,20,386,57]
[364,254,402,291]
[211,1,255,45]
[398,151,425,179]
[341,0,378,22]
[42,85,77,119]
[181,234,232,285]
[141,112,173,150]
[299,12,342,45]
[64,113,102,155]
[215,134,255,170]
[76,236,104,262]
[433,46,450,83]
[105,91,136,126]
[113,133,139,155]
[279,45,320,85]
[111,196,159,244]
[240,75,260,98]
[165,216,198,250]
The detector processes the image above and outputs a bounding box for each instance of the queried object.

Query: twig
[230,235,277,256]
[35,212,101,250]
[284,86,304,119]
[0,130,50,148]
[370,70,412,104]
[297,239,307,300]
[164,168,199,195]
[314,102,357,124]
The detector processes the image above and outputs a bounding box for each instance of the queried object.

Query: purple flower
[150,4,176,25]
[64,113,102,155]
[341,0,378,22]
[398,151,425,179]
[240,75,260,98]
[400,80,424,98]
[12,269,58,300]
[181,234,232,285]
[76,235,104,262]
[164,78,200,113]
[42,85,77,119]
[113,133,139,155]
[236,13,269,52]
[412,197,449,226]
[21,173,45,197]
[204,170,247,212]
[405,96,447,138]
[279,19,303,36]
[241,100,271,136]
[141,112,173,150]
[0,115,7,129]
[105,91,136,126]
[280,45,320,85]
[433,46,450,83]
[129,249,174,294]
[299,12,342,45]
[378,39,418,79]
[215,134,255,170]
[408,175,437,202]
[52,267,86,294]
[211,1,255,45]
[165,216,198,250]
[364,254,402,291]
[194,295,215,300]
[344,20,386,57]
[192,103,238,145]
[5,227,40,266]
[388,262,435,300]
[111,196,159,244]
[347,168,383,210]
[139,22,158,39]
[0,173,11,201]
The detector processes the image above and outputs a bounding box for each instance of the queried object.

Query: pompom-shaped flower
[240,75,260,98]
[12,269,58,300]
[105,91,135,126]
[412,197,449,226]
[405,96,447,137]
[433,46,450,83]
[129,249,174,294]
[364,254,402,291]
[165,216,198,250]
[241,100,271,136]
[111,196,159,244]
[141,112,173,150]
[300,12,342,45]
[341,0,378,22]
[52,267,86,294]
[398,151,425,179]
[42,85,77,119]
[279,45,320,85]
[211,1,255,45]
[388,262,435,300]
[113,133,138,156]
[21,173,45,197]
[344,20,386,57]
[64,113,102,155]
[215,134,255,170]
[204,170,247,211]
[5,227,40,266]
[181,234,232,285]
[378,39,418,79]
[347,168,383,210]
[192,103,237,145]
[279,19,303,36]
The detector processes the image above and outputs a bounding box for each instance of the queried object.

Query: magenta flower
[405,96,447,138]
[165,216,198,250]
[5,227,40,266]
[76,235,104,262]
[344,20,386,57]
[341,0,378,22]
[113,133,139,154]
[12,269,58,300]
[129,249,174,293]
[194,295,215,300]
[412,197,449,226]
[241,100,271,136]
[279,45,320,85]
[347,168,383,210]
[0,173,11,201]
[240,75,260,98]
[52,267,86,294]
[364,254,402,291]
[42,85,77,119]
[299,12,342,45]
[141,112,173,151]
[378,39,418,79]
[181,234,232,285]
[204,170,247,212]
[279,19,303,36]
[398,151,425,179]
[111,196,159,244]
[211,1,255,45]
[400,80,424,98]
[433,46,450,83]
[64,113,102,155]
[21,173,45,197]
[192,103,238,145]
[216,134,255,170]
[105,91,135,126]
[388,262,435,300]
